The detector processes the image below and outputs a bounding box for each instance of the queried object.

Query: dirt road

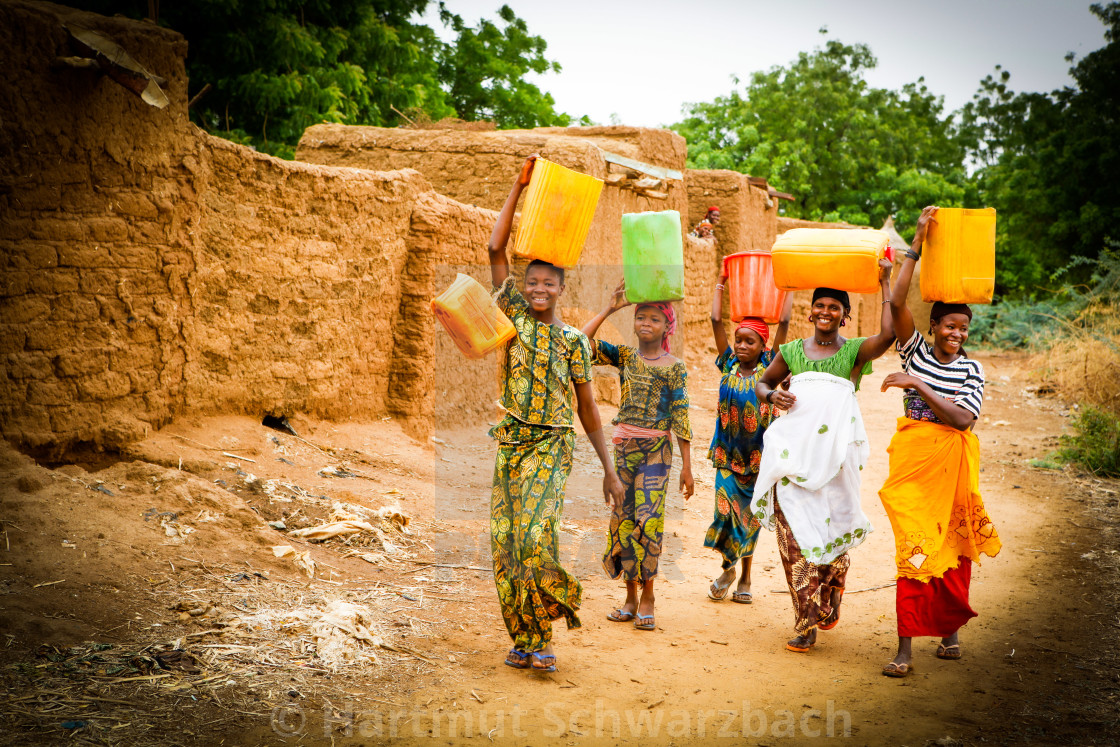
[1,350,1117,746]
[378,350,1119,746]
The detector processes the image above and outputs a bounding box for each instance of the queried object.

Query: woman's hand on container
[878,257,893,282]
[718,257,730,283]
[607,280,630,312]
[912,206,938,250]
[880,372,920,392]
[518,154,539,186]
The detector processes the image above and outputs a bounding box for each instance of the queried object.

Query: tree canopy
[960,2,1120,292]
[672,36,974,235]
[673,5,1120,296]
[74,1,581,158]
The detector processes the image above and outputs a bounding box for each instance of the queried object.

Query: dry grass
[1030,301,1120,417]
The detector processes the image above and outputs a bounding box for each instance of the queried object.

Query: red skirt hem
[896,558,977,638]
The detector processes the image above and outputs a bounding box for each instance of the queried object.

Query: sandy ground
[1,350,1118,746]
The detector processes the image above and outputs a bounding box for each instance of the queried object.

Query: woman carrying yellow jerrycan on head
[878,206,1001,678]
[487,155,626,674]
[581,281,694,633]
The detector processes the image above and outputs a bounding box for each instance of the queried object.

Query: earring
[840,319,846,327]
[808,315,815,323]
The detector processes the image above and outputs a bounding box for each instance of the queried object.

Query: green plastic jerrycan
[622,210,685,303]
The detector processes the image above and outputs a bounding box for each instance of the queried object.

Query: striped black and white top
[898,330,985,423]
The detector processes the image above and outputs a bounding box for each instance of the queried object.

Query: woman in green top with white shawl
[754,261,895,654]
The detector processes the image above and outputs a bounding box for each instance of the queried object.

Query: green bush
[969,242,1120,350]
[1057,405,1120,477]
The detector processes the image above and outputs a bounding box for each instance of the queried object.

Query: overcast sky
[424,0,1109,127]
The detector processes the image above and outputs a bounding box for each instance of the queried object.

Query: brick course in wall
[0,1,497,453]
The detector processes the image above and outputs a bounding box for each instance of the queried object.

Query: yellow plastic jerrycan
[431,274,516,359]
[920,208,996,304]
[512,158,604,267]
[771,228,890,294]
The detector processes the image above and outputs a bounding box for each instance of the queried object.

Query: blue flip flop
[529,651,557,673]
[634,614,656,631]
[504,648,530,669]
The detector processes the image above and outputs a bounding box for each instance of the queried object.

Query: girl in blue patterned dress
[705,264,793,604]
[582,281,693,632]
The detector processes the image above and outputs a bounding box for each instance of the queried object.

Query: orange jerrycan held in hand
[724,251,788,323]
[622,210,685,303]
[771,228,890,294]
[512,158,604,267]
[920,208,996,304]
[431,274,516,359]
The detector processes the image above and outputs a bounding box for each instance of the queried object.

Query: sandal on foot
[936,643,961,660]
[504,648,530,669]
[634,614,656,631]
[819,591,843,630]
[882,661,912,678]
[607,608,635,622]
[708,580,732,602]
[731,590,753,604]
[529,651,556,673]
[786,634,815,653]
[818,609,840,631]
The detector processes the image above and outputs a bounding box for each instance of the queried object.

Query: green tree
[73,1,575,157]
[672,37,973,236]
[960,2,1120,293]
[438,5,585,129]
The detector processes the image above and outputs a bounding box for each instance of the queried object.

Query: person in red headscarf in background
[582,281,693,632]
[704,262,793,604]
[691,206,721,239]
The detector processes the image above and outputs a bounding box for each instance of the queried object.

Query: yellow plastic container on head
[512,158,604,267]
[920,207,996,304]
[431,274,516,359]
[771,228,890,294]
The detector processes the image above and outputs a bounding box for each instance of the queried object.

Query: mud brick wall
[186,135,433,422]
[295,124,692,357]
[0,1,199,451]
[681,234,719,366]
[389,191,499,431]
[685,169,779,258]
[0,1,500,451]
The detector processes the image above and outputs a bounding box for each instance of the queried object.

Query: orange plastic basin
[431,274,516,359]
[920,207,996,304]
[512,158,603,267]
[771,228,890,294]
[724,251,788,323]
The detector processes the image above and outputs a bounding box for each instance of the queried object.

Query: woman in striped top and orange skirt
[878,206,1002,677]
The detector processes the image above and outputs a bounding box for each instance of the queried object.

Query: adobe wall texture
[0,1,496,453]
[296,124,693,355]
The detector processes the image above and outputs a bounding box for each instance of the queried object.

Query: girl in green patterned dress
[705,265,793,604]
[581,281,693,632]
[488,156,625,673]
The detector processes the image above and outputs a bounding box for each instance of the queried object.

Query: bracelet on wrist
[766,390,776,403]
[905,248,921,261]
[715,283,725,290]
